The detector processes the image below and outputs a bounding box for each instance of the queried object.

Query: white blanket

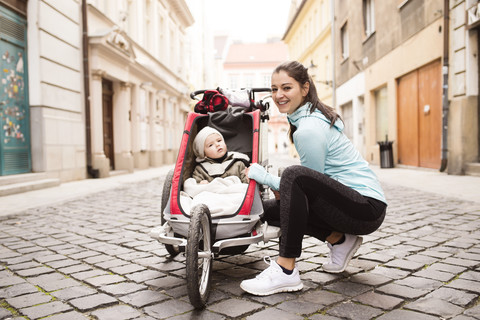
[180,176,248,218]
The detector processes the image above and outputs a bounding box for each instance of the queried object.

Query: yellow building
[283,0,333,107]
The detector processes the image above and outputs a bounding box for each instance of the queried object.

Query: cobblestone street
[1,167,480,319]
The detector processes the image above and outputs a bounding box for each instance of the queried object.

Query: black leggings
[263,165,387,258]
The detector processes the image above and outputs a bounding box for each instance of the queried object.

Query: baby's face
[204,133,227,159]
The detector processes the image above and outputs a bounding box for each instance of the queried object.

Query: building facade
[0,0,195,194]
[283,0,333,107]
[0,0,86,183]
[86,0,194,178]
[334,0,447,170]
[450,0,480,175]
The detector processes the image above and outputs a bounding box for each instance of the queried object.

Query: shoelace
[255,256,280,280]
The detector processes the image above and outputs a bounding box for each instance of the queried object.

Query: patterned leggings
[262,165,387,258]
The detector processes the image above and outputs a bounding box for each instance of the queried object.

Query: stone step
[0,172,50,186]
[465,162,480,177]
[0,178,61,197]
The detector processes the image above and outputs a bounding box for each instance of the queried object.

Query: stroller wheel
[186,204,213,309]
[161,169,180,257]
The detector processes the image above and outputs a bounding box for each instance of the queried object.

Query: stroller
[150,88,281,309]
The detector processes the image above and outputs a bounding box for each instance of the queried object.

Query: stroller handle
[189,88,272,101]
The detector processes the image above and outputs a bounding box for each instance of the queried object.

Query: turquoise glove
[248,163,280,191]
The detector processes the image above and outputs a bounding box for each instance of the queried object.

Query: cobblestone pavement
[1,171,480,319]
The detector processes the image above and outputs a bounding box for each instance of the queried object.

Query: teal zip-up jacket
[248,103,386,204]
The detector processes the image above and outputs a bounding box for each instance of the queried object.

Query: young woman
[240,61,387,296]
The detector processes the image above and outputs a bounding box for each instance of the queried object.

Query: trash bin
[377,135,394,168]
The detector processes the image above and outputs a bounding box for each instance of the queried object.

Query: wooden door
[102,79,114,169]
[397,70,419,166]
[418,60,441,168]
[397,60,441,169]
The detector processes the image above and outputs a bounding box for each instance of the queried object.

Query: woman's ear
[302,81,310,97]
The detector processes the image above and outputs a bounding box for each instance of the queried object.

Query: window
[363,0,375,37]
[340,23,349,60]
[229,74,239,89]
[262,74,271,87]
[244,74,254,88]
[375,87,388,141]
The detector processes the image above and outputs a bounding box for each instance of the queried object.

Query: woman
[240,61,387,296]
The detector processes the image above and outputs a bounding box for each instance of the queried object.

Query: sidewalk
[1,163,479,217]
[0,165,174,217]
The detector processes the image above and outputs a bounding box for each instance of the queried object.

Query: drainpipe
[440,0,449,172]
[330,0,336,109]
[82,0,99,178]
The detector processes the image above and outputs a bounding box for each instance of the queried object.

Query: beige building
[283,0,333,107]
[0,0,85,194]
[86,0,194,178]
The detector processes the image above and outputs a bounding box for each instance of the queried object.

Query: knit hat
[193,126,223,160]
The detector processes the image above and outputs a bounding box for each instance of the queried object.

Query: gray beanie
[193,126,223,160]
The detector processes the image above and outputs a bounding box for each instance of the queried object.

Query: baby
[192,126,250,184]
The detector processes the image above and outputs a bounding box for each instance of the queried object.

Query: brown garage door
[397,60,441,169]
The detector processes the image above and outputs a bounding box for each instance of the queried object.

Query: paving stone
[413,269,456,282]
[0,307,12,319]
[90,304,141,320]
[207,298,263,318]
[84,274,125,287]
[8,261,42,271]
[119,289,169,307]
[376,283,428,299]
[125,269,165,283]
[58,264,92,274]
[6,292,52,309]
[51,285,97,301]
[326,301,383,320]
[425,287,477,307]
[447,278,480,294]
[353,291,403,310]
[16,266,55,277]
[349,272,392,286]
[459,270,480,282]
[405,297,464,318]
[246,307,304,320]
[110,263,146,275]
[0,275,25,287]
[69,293,118,311]
[168,310,226,320]
[464,304,480,318]
[20,301,72,320]
[394,276,443,291]
[145,275,186,289]
[429,262,467,274]
[324,281,372,297]
[100,282,147,296]
[44,310,90,320]
[144,299,194,318]
[277,299,324,315]
[0,282,39,298]
[384,259,425,271]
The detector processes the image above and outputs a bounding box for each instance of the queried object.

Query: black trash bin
[377,135,394,168]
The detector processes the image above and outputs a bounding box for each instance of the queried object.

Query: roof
[224,42,288,65]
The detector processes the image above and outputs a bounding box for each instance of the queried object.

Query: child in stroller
[191,126,250,184]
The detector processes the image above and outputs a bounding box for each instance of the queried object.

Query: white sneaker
[240,257,303,296]
[322,234,363,273]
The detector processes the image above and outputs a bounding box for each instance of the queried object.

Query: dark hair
[273,61,341,142]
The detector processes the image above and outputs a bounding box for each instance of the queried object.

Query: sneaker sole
[240,282,303,296]
[322,236,363,273]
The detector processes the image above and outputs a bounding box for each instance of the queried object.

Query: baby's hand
[200,180,208,184]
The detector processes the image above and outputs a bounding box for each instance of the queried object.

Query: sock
[334,234,346,246]
[279,264,293,275]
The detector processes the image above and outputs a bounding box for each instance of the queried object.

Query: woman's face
[271,70,309,114]
[204,133,227,159]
